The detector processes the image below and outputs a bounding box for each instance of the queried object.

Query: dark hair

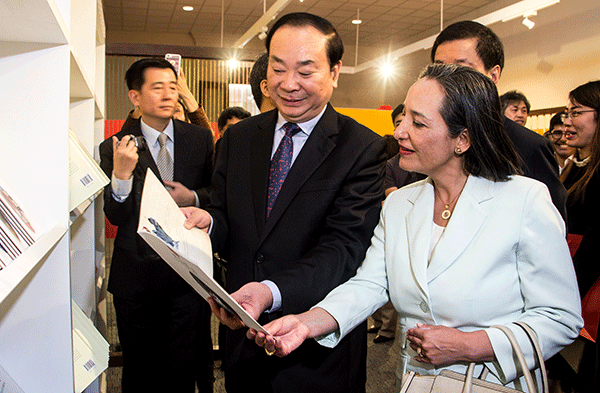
[383,134,400,160]
[562,80,600,202]
[125,58,177,91]
[176,99,190,123]
[391,104,405,123]
[549,111,566,131]
[217,106,252,131]
[500,90,531,113]
[249,53,269,109]
[431,21,504,75]
[419,63,521,181]
[266,12,344,69]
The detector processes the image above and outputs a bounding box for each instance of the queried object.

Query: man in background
[99,58,214,393]
[500,90,531,126]
[249,52,277,113]
[431,20,567,221]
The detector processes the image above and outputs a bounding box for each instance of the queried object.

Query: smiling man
[183,12,386,393]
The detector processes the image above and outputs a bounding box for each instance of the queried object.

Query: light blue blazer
[316,175,583,388]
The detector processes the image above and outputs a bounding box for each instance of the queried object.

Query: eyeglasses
[546,130,571,140]
[565,109,596,119]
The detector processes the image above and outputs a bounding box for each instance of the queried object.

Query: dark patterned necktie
[267,122,301,218]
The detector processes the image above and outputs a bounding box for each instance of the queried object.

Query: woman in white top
[247,63,583,391]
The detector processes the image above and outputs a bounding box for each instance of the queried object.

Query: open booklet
[137,169,268,334]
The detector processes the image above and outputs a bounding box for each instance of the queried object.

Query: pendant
[441,205,451,220]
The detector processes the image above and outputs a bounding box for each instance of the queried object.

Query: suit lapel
[172,120,185,182]
[427,176,492,282]
[259,105,338,243]
[405,179,435,296]
[251,111,278,236]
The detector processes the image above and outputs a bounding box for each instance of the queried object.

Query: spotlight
[227,59,240,69]
[258,26,268,41]
[522,17,535,29]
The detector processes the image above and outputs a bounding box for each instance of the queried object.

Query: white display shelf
[0,222,68,305]
[0,0,68,45]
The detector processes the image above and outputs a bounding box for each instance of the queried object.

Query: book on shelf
[137,169,267,334]
[72,300,109,393]
[0,179,40,270]
[0,363,25,393]
[68,130,109,214]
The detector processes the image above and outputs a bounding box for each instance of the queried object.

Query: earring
[455,147,462,154]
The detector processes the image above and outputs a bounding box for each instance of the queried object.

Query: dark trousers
[113,289,213,393]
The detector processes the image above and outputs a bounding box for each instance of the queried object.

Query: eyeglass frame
[563,109,597,120]
[545,130,571,140]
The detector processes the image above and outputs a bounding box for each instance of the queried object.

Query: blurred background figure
[544,111,575,174]
[500,90,530,126]
[214,106,251,158]
[249,52,276,113]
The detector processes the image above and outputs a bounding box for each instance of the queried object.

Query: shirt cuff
[262,280,282,313]
[111,172,133,202]
[193,190,200,207]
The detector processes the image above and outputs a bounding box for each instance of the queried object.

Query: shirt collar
[275,105,328,136]
[140,118,175,145]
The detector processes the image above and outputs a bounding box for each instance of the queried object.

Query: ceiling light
[227,59,240,69]
[522,17,535,29]
[380,62,394,79]
[352,19,362,25]
[182,6,194,11]
[258,26,268,41]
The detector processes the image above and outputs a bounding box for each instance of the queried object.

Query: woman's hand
[247,307,339,357]
[406,323,494,366]
[247,315,312,357]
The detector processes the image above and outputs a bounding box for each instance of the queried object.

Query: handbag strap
[461,323,547,393]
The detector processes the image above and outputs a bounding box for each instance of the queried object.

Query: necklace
[434,180,466,220]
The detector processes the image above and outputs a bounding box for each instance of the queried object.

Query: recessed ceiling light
[352,19,362,25]
[183,6,194,11]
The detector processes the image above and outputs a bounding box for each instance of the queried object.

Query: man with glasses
[545,111,575,174]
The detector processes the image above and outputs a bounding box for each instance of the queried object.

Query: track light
[522,17,535,29]
[258,26,268,41]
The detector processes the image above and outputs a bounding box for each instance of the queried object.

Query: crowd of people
[99,10,598,393]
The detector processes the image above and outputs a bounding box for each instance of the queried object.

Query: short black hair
[500,90,531,113]
[431,21,504,75]
[249,53,269,109]
[549,111,566,131]
[419,63,521,181]
[266,12,344,69]
[217,106,251,131]
[125,58,177,91]
[391,104,405,123]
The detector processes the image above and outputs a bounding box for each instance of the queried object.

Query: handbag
[399,322,548,393]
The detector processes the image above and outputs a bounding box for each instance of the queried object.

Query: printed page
[138,169,267,334]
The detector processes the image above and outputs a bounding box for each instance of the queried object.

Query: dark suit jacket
[503,117,567,221]
[208,105,386,392]
[99,118,214,300]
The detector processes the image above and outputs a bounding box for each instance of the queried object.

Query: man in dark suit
[99,58,214,393]
[431,20,567,221]
[183,12,386,393]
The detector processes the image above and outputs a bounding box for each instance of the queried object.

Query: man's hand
[182,207,211,232]
[164,180,195,207]
[209,282,273,331]
[112,135,138,180]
